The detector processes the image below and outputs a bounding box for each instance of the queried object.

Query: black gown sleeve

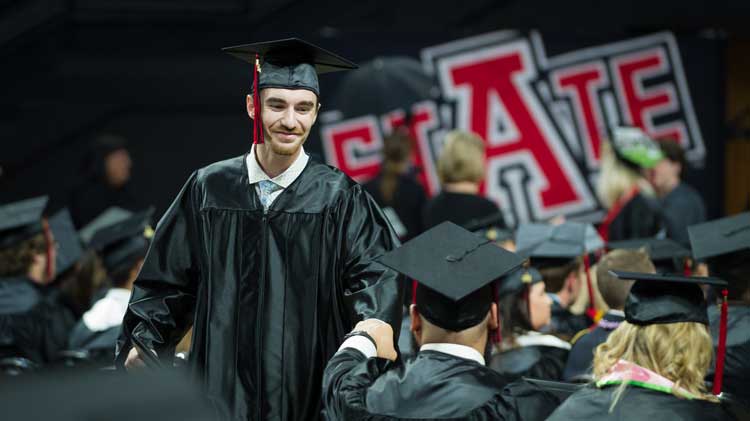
[321,348,393,420]
[338,186,404,336]
[115,172,202,365]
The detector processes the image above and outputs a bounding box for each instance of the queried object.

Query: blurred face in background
[105,148,132,188]
[649,158,680,195]
[528,281,552,330]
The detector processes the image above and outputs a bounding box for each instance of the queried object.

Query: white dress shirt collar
[420,343,485,365]
[245,144,309,188]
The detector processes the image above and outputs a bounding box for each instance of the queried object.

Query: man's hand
[124,347,145,370]
[352,319,397,361]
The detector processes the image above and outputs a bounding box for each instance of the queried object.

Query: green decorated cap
[610,126,664,169]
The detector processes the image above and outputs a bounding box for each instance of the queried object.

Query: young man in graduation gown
[0,197,75,365]
[563,249,654,381]
[322,222,562,420]
[68,210,152,363]
[116,39,403,420]
[547,271,735,420]
[690,212,750,407]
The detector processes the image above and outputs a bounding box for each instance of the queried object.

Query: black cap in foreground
[90,208,154,273]
[688,212,750,261]
[0,196,49,249]
[222,38,357,97]
[609,270,727,325]
[48,208,84,274]
[377,221,524,331]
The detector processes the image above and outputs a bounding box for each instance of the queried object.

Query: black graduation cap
[477,226,514,244]
[377,221,524,331]
[609,270,726,325]
[222,38,358,145]
[496,266,544,299]
[89,208,154,273]
[608,237,691,273]
[688,212,750,261]
[79,206,134,245]
[0,196,49,249]
[48,208,84,274]
[516,222,601,265]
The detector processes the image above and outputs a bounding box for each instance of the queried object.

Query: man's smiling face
[251,88,319,157]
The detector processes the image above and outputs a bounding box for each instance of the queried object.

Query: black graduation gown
[607,193,662,242]
[114,155,404,421]
[363,173,427,241]
[660,182,706,247]
[707,304,750,407]
[422,192,502,230]
[563,312,624,381]
[546,383,735,420]
[549,300,592,337]
[0,276,75,364]
[322,348,563,420]
[68,322,120,363]
[490,339,570,382]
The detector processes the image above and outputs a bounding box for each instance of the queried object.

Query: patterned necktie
[257,179,282,210]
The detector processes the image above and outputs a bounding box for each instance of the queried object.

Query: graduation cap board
[48,208,84,275]
[0,196,48,249]
[609,270,730,396]
[89,208,154,273]
[610,126,664,169]
[688,212,750,261]
[79,207,133,245]
[608,237,691,274]
[496,267,544,299]
[377,221,524,331]
[222,38,357,145]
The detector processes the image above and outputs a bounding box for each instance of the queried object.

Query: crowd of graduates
[1,120,748,420]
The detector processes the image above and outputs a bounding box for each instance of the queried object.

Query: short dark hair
[538,258,582,294]
[708,250,750,302]
[596,249,655,310]
[0,234,46,277]
[658,139,687,177]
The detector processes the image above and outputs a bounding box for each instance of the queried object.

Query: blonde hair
[437,130,486,184]
[593,321,718,409]
[597,141,654,208]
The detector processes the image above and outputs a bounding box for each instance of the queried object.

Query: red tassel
[712,288,729,395]
[252,54,264,145]
[42,218,54,281]
[683,258,692,276]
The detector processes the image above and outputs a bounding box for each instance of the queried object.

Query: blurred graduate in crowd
[563,249,655,381]
[68,209,152,363]
[423,130,505,230]
[69,134,138,229]
[547,271,735,420]
[363,130,427,241]
[323,222,562,420]
[651,139,706,247]
[0,197,75,365]
[490,267,571,382]
[690,213,750,407]
[597,127,663,242]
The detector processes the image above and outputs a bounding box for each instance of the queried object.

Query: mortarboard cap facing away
[610,126,664,169]
[688,212,750,261]
[608,237,691,273]
[496,266,544,299]
[222,38,358,145]
[0,196,49,249]
[516,222,601,264]
[610,270,731,396]
[79,206,134,245]
[89,208,154,273]
[610,270,726,325]
[48,208,84,275]
[377,221,524,332]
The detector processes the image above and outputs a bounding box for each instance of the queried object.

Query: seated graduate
[689,212,750,407]
[563,249,655,381]
[489,267,571,382]
[322,221,556,420]
[68,209,153,362]
[547,271,735,420]
[515,222,599,338]
[0,197,75,364]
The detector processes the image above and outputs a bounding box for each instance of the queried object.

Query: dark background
[1,0,747,220]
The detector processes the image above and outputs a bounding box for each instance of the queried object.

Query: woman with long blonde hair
[547,271,734,420]
[597,127,663,242]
